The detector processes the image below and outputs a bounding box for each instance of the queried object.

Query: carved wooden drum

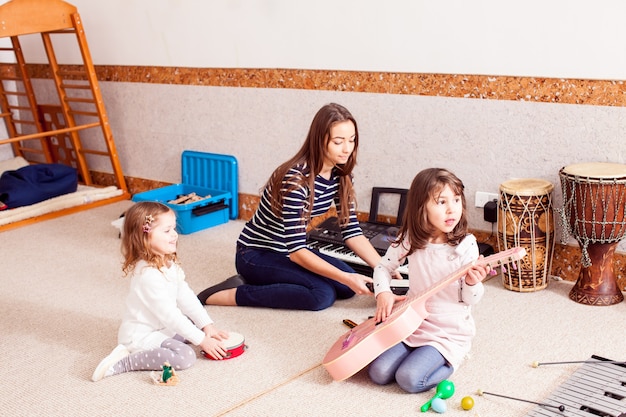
[559,162,626,305]
[497,178,555,292]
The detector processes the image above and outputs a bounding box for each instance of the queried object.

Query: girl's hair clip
[143,214,154,233]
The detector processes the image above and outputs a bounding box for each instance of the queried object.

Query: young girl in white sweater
[92,202,230,382]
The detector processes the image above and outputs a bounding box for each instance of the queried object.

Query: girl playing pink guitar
[368,168,490,393]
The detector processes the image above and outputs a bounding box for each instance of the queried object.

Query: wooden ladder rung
[65,97,95,104]
[12,119,37,126]
[57,69,87,77]
[68,110,98,117]
[14,147,45,154]
[1,91,27,97]
[46,29,76,35]
[60,83,91,90]
[0,75,22,81]
[7,105,31,111]
[80,149,109,157]
[0,122,100,143]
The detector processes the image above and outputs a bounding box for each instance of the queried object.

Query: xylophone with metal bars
[525,355,626,417]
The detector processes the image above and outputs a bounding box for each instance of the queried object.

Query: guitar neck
[397,246,526,308]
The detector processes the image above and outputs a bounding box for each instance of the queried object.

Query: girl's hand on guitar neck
[374,291,404,323]
[464,256,490,286]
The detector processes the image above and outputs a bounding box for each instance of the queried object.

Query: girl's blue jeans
[234,244,356,310]
[368,343,453,393]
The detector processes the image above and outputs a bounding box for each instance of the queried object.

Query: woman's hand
[345,273,374,296]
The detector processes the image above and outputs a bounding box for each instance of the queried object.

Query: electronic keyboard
[307,217,409,294]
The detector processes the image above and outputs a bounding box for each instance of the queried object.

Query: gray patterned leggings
[111,338,197,375]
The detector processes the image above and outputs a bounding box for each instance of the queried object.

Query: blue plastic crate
[132,151,238,234]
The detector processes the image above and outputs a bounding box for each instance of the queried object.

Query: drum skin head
[500,178,554,196]
[561,162,626,179]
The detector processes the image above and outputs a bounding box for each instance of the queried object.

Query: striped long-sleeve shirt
[237,163,362,255]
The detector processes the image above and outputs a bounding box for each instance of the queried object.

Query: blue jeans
[234,245,356,310]
[368,343,453,393]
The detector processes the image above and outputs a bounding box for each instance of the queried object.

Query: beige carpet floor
[2,200,625,416]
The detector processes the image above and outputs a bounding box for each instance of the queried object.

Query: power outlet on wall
[475,191,498,208]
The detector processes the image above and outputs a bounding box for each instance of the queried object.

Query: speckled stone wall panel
[20,64,626,106]
[17,64,626,106]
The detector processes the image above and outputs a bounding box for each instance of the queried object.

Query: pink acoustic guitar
[322,247,526,381]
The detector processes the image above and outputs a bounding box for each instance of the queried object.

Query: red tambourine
[202,331,247,360]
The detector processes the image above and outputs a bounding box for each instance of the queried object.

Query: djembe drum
[559,162,626,306]
[497,179,555,292]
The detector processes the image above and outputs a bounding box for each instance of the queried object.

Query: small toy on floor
[460,395,475,410]
[420,380,455,412]
[150,362,180,386]
[430,397,446,413]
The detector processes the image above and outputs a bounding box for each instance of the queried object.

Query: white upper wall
[3,0,626,80]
